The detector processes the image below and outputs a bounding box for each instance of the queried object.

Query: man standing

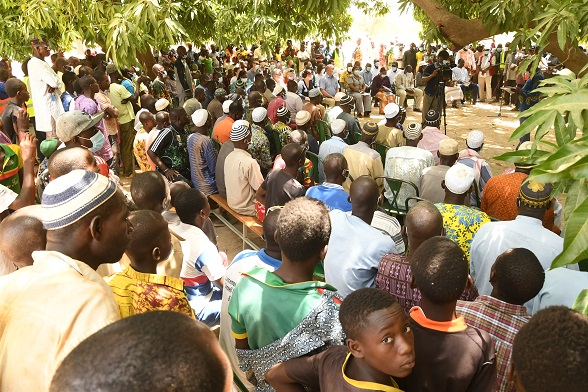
[213,100,243,143]
[324,176,396,297]
[0,170,129,391]
[452,59,479,105]
[224,120,264,216]
[421,50,450,122]
[207,88,225,125]
[150,63,172,102]
[352,38,363,64]
[384,123,434,208]
[477,48,496,103]
[107,65,136,177]
[402,43,418,71]
[187,109,217,196]
[28,38,64,143]
[173,46,194,106]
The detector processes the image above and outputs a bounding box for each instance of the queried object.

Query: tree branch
[410,0,588,75]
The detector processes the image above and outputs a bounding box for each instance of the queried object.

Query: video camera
[435,61,453,80]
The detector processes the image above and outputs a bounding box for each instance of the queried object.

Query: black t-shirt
[1,102,20,144]
[423,64,439,96]
[261,169,305,210]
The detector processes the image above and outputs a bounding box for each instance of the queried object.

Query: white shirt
[324,210,396,298]
[452,66,470,83]
[318,135,348,183]
[395,71,415,90]
[387,69,399,84]
[384,146,434,209]
[0,185,17,214]
[27,57,64,133]
[471,215,577,296]
[531,268,588,314]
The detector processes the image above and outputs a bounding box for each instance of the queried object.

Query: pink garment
[267,96,286,124]
[417,126,449,165]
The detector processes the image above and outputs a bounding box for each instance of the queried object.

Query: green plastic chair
[316,120,331,144]
[472,178,481,207]
[376,176,419,216]
[306,151,322,185]
[373,142,389,166]
[271,128,283,155]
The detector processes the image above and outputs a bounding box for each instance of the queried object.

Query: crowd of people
[0,36,586,392]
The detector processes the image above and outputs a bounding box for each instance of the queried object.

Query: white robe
[28,57,64,133]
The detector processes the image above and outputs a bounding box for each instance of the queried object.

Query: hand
[164,168,179,181]
[15,109,30,133]
[19,132,38,163]
[46,86,56,94]
[431,68,439,76]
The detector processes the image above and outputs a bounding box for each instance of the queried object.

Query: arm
[255,185,267,206]
[11,112,36,210]
[422,68,439,83]
[147,129,178,180]
[266,363,307,392]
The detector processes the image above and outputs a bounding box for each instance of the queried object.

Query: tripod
[436,79,448,134]
[488,70,506,118]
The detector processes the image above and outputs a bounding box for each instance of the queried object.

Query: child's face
[353,304,415,378]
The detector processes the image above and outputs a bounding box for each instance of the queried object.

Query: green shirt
[108,83,135,124]
[228,267,339,349]
[0,144,22,193]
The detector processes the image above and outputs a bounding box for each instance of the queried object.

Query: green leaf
[557,21,567,50]
[551,195,588,268]
[563,178,588,222]
[510,110,555,141]
[572,289,588,316]
[494,149,549,165]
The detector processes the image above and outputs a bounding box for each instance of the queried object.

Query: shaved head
[125,210,172,270]
[350,176,380,223]
[323,153,347,183]
[169,181,191,208]
[0,207,47,275]
[405,201,443,251]
[48,146,100,179]
[290,129,307,145]
[281,143,304,167]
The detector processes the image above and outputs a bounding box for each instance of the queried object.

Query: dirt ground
[123,100,538,262]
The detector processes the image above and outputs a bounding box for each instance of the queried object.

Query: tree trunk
[136,47,157,79]
[409,0,588,75]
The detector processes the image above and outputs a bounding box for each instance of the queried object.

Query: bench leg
[210,208,261,251]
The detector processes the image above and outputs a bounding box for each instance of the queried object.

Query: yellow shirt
[376,125,405,148]
[105,265,194,319]
[343,142,384,192]
[0,251,120,391]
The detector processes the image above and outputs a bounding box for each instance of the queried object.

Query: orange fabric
[481,172,557,233]
[410,307,468,332]
[213,117,235,144]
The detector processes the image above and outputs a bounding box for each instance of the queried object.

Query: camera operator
[421,50,450,123]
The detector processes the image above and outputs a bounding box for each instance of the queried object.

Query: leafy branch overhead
[0,0,385,67]
[495,70,588,269]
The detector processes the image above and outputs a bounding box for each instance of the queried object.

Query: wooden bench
[209,194,263,251]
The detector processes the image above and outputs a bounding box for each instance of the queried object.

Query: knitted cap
[404,123,422,140]
[467,130,484,149]
[444,163,475,194]
[252,107,267,123]
[230,120,250,142]
[222,100,233,114]
[183,98,202,117]
[519,181,553,209]
[384,103,400,119]
[214,88,226,96]
[362,121,379,136]
[309,88,322,98]
[424,110,440,125]
[273,84,284,95]
[334,92,346,102]
[439,138,459,155]
[155,98,170,111]
[295,110,311,126]
[340,95,353,106]
[42,170,117,230]
[331,119,346,135]
[191,109,209,127]
[276,106,290,119]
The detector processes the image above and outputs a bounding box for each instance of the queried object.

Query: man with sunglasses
[224,120,264,216]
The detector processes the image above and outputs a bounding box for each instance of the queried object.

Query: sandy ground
[123,100,536,262]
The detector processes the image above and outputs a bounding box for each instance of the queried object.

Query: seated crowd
[0,38,586,392]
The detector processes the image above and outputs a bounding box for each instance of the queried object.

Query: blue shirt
[530,268,588,315]
[306,183,351,212]
[187,132,218,196]
[318,136,348,182]
[324,210,396,297]
[61,91,75,112]
[121,79,135,96]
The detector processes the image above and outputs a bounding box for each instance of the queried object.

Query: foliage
[494,69,588,269]
[573,289,588,316]
[0,0,386,68]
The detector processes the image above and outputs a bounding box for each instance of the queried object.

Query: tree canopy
[399,0,588,75]
[0,0,386,67]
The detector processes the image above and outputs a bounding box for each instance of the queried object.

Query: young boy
[457,248,544,392]
[1,78,30,144]
[266,288,415,391]
[228,197,344,390]
[134,111,156,172]
[105,210,193,318]
[397,236,497,392]
[255,143,305,216]
[510,306,587,392]
[60,72,77,112]
[146,111,170,170]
